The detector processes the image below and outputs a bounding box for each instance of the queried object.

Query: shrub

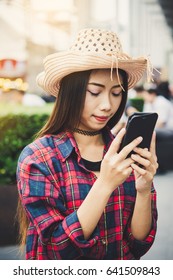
[0,114,49,184]
[128,97,144,112]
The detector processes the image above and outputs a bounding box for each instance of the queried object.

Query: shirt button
[102,239,106,245]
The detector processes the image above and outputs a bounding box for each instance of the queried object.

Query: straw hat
[36,28,152,97]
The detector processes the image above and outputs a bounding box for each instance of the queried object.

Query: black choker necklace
[73,128,101,136]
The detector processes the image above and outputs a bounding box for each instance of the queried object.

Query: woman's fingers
[106,128,126,157]
[131,135,158,175]
[131,163,147,176]
[133,147,151,160]
[107,127,143,159]
[118,136,143,160]
[131,154,157,176]
[131,153,151,169]
[150,131,157,156]
[133,137,158,168]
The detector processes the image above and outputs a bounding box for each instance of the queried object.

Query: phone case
[120,112,158,157]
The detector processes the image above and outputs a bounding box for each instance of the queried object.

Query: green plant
[0,103,53,116]
[128,97,144,112]
[0,114,49,184]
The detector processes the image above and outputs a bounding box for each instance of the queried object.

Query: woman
[17,28,158,260]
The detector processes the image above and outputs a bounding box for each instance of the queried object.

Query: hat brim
[36,51,147,96]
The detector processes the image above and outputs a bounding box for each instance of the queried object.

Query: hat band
[110,53,125,91]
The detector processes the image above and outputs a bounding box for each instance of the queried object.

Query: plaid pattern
[17,128,157,260]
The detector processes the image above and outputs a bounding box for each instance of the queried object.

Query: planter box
[0,184,19,246]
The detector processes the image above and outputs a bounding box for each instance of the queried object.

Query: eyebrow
[88,82,122,89]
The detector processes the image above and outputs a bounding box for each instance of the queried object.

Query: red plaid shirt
[17,128,157,260]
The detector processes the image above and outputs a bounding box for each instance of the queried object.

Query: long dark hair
[17,68,128,248]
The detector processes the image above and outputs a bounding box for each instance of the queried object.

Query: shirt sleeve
[17,154,99,260]
[124,187,157,259]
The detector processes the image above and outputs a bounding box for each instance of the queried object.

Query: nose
[99,94,111,111]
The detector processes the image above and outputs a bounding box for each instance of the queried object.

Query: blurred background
[0,0,173,260]
[0,0,173,95]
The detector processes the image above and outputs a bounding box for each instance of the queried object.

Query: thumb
[106,128,126,157]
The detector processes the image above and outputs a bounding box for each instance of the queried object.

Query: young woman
[17,28,158,260]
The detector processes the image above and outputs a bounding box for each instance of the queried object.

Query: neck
[73,131,104,162]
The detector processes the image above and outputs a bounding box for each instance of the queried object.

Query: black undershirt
[82,158,101,172]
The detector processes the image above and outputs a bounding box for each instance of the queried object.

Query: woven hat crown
[70,28,123,54]
[36,28,153,97]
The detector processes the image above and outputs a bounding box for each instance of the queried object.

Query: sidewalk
[0,171,173,260]
[142,171,173,260]
[0,245,24,260]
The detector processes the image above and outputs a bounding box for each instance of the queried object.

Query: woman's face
[79,69,123,131]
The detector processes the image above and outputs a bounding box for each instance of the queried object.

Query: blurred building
[0,0,173,95]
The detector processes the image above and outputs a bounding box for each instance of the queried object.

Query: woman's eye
[87,90,100,96]
[112,91,122,97]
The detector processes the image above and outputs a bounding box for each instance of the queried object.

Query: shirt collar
[52,127,114,162]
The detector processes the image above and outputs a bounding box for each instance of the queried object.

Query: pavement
[142,171,173,260]
[0,245,24,260]
[0,171,173,260]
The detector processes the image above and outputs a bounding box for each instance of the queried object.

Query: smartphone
[120,112,158,157]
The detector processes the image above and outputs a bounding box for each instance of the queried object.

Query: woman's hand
[98,128,143,192]
[130,132,158,194]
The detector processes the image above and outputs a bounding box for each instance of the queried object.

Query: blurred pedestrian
[143,88,173,129]
[157,81,172,101]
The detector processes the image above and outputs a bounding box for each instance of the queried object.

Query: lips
[94,115,110,122]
